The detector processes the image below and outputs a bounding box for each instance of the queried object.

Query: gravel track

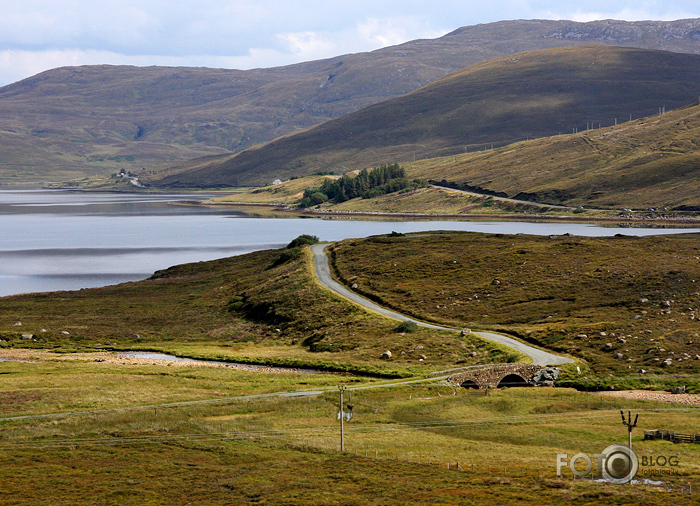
[595,389,700,406]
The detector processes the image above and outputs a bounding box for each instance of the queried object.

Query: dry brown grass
[328,231,700,376]
[407,104,700,210]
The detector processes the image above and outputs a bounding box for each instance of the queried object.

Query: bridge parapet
[448,363,545,389]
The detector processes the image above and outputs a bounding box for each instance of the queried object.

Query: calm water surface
[1,190,699,297]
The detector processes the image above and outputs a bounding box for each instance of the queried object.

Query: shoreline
[0,349,319,374]
[8,187,699,226]
[198,200,700,226]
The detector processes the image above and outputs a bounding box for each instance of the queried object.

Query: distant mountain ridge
[146,45,700,187]
[2,18,700,183]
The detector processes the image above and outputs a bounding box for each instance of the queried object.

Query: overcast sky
[0,0,698,86]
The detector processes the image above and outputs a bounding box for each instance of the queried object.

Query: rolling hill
[408,101,700,210]
[147,46,700,187]
[2,18,700,183]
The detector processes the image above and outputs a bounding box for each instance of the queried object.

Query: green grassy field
[3,233,700,503]
[1,358,699,505]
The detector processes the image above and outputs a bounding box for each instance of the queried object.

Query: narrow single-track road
[310,243,573,366]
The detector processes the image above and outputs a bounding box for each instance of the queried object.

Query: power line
[1,407,693,450]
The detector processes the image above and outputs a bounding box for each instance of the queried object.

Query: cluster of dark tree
[300,164,427,207]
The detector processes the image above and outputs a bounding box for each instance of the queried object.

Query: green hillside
[148,46,700,188]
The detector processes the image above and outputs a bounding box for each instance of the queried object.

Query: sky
[0,0,698,87]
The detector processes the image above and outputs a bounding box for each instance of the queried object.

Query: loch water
[1,189,699,297]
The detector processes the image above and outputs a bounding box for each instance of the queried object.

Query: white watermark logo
[557,444,639,484]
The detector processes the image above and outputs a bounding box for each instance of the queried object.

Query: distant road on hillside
[432,184,578,210]
[310,243,573,366]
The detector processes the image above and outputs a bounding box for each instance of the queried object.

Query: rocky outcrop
[528,367,561,386]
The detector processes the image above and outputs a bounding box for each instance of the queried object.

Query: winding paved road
[310,243,573,366]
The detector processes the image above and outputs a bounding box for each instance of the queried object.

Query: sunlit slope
[408,102,700,209]
[149,46,700,188]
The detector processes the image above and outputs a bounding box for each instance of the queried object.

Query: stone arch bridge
[448,364,545,389]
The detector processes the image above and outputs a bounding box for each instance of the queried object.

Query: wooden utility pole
[339,385,347,452]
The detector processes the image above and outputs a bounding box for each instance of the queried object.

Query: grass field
[3,232,700,503]
[1,358,699,505]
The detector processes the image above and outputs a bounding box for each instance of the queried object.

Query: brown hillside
[411,102,700,209]
[149,46,700,187]
[3,18,700,182]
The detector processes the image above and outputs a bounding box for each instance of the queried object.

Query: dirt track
[596,389,700,407]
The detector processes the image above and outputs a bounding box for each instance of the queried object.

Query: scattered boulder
[418,354,427,361]
[60,331,70,335]
[603,343,613,350]
[529,367,561,386]
[576,334,588,339]
[21,334,34,340]
[470,351,478,357]
[640,298,649,303]
[12,322,22,326]
[351,283,358,290]
[662,300,672,307]
[491,279,501,285]
[615,353,624,360]
[662,358,673,366]
[638,369,647,374]
[380,350,392,360]
[672,385,686,394]
[460,328,472,337]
